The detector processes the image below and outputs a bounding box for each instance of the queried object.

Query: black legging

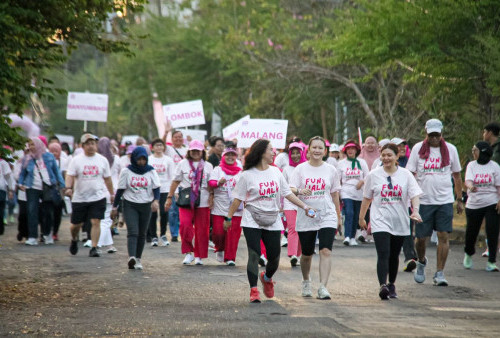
[242,227,281,288]
[53,201,64,236]
[148,193,169,239]
[373,232,405,286]
[465,205,499,263]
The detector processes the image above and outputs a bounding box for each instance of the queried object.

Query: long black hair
[244,139,270,171]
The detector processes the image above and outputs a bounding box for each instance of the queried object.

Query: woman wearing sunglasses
[359,143,423,300]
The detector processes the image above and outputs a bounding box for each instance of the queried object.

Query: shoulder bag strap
[174,147,184,159]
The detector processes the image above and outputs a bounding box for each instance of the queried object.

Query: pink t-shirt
[406,141,461,205]
[290,162,341,231]
[173,159,213,208]
[337,158,370,201]
[210,166,243,217]
[232,166,292,230]
[363,166,422,236]
[465,160,500,209]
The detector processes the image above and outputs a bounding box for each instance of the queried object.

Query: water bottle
[307,209,316,218]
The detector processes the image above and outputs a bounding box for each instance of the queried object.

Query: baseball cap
[80,133,98,144]
[425,119,443,134]
[329,143,340,152]
[222,148,238,157]
[390,138,406,145]
[378,139,390,147]
[188,140,205,151]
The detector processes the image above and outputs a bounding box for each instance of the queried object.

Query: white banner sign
[178,129,207,143]
[238,119,288,149]
[55,134,75,149]
[66,92,108,122]
[222,115,250,141]
[163,99,205,128]
[121,135,140,146]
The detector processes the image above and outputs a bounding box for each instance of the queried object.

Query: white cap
[329,143,340,152]
[390,137,405,145]
[378,138,390,147]
[425,119,443,134]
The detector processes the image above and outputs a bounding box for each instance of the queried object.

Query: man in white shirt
[406,119,463,286]
[65,134,115,257]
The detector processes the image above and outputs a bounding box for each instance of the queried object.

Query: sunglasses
[387,176,393,190]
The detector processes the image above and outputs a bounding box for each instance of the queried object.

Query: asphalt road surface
[1,219,499,337]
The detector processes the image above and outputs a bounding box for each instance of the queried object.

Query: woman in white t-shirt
[165,140,213,266]
[208,148,243,266]
[337,140,370,246]
[148,138,175,247]
[463,141,500,272]
[359,143,423,300]
[290,137,342,300]
[282,142,307,267]
[224,139,315,303]
[111,147,160,270]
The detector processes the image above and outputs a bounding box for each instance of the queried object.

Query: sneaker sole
[343,241,349,246]
[433,280,448,286]
[128,258,136,269]
[317,295,331,300]
[379,289,390,300]
[69,242,78,255]
[250,298,261,303]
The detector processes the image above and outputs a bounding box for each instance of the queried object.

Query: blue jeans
[168,196,180,237]
[343,198,361,239]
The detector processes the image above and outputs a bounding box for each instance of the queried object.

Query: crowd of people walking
[1,119,499,303]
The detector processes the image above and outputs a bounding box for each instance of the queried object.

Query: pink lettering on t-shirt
[423,157,441,170]
[304,178,326,191]
[130,176,149,188]
[473,173,493,185]
[259,181,279,196]
[380,184,403,198]
[82,165,100,177]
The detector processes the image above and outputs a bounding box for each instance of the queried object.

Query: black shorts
[298,228,336,256]
[71,198,107,224]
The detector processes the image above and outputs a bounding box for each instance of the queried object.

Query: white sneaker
[160,236,170,246]
[134,258,143,270]
[25,238,38,246]
[43,235,54,245]
[343,237,350,246]
[317,284,331,300]
[209,241,215,251]
[83,240,92,248]
[107,246,117,253]
[226,260,236,266]
[183,253,194,265]
[349,238,358,246]
[151,238,159,247]
[216,251,224,263]
[195,257,203,265]
[302,280,313,297]
[259,254,268,267]
[281,236,288,247]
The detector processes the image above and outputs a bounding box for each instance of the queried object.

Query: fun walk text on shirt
[380,183,403,204]
[259,181,279,199]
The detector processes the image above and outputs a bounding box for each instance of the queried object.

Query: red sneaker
[250,287,261,303]
[259,271,275,298]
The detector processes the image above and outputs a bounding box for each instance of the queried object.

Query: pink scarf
[219,155,241,176]
[288,143,307,167]
[189,160,205,208]
[418,138,450,168]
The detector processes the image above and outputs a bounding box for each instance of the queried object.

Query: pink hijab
[30,137,46,159]
[288,142,307,167]
[359,136,380,168]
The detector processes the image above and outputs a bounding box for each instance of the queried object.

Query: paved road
[0,219,499,337]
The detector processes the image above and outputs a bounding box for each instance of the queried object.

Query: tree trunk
[320,105,328,140]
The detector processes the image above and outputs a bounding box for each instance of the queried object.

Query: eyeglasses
[387,176,393,190]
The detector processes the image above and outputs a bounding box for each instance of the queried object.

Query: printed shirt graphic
[465,160,500,209]
[166,145,188,166]
[210,166,243,217]
[149,155,175,193]
[338,158,370,201]
[32,159,51,191]
[290,162,341,231]
[67,154,111,203]
[364,166,422,236]
[232,166,292,230]
[173,159,213,207]
[406,141,461,205]
[118,168,161,203]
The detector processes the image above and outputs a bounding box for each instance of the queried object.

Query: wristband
[224,217,232,222]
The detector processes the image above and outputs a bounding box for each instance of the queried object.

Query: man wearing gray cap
[407,119,463,286]
[65,134,115,257]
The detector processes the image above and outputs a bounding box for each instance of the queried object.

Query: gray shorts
[415,203,454,238]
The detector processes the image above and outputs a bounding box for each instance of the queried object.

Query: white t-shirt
[13,159,26,201]
[371,159,383,171]
[282,165,298,211]
[326,157,338,169]
[210,166,243,217]
[173,159,213,208]
[148,154,175,193]
[232,166,292,231]
[406,141,461,205]
[338,158,370,201]
[290,162,341,231]
[274,152,288,170]
[119,155,130,169]
[465,160,500,209]
[363,166,423,236]
[118,168,161,204]
[0,160,13,192]
[67,153,111,203]
[166,145,188,166]
[109,155,122,192]
[32,159,51,191]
